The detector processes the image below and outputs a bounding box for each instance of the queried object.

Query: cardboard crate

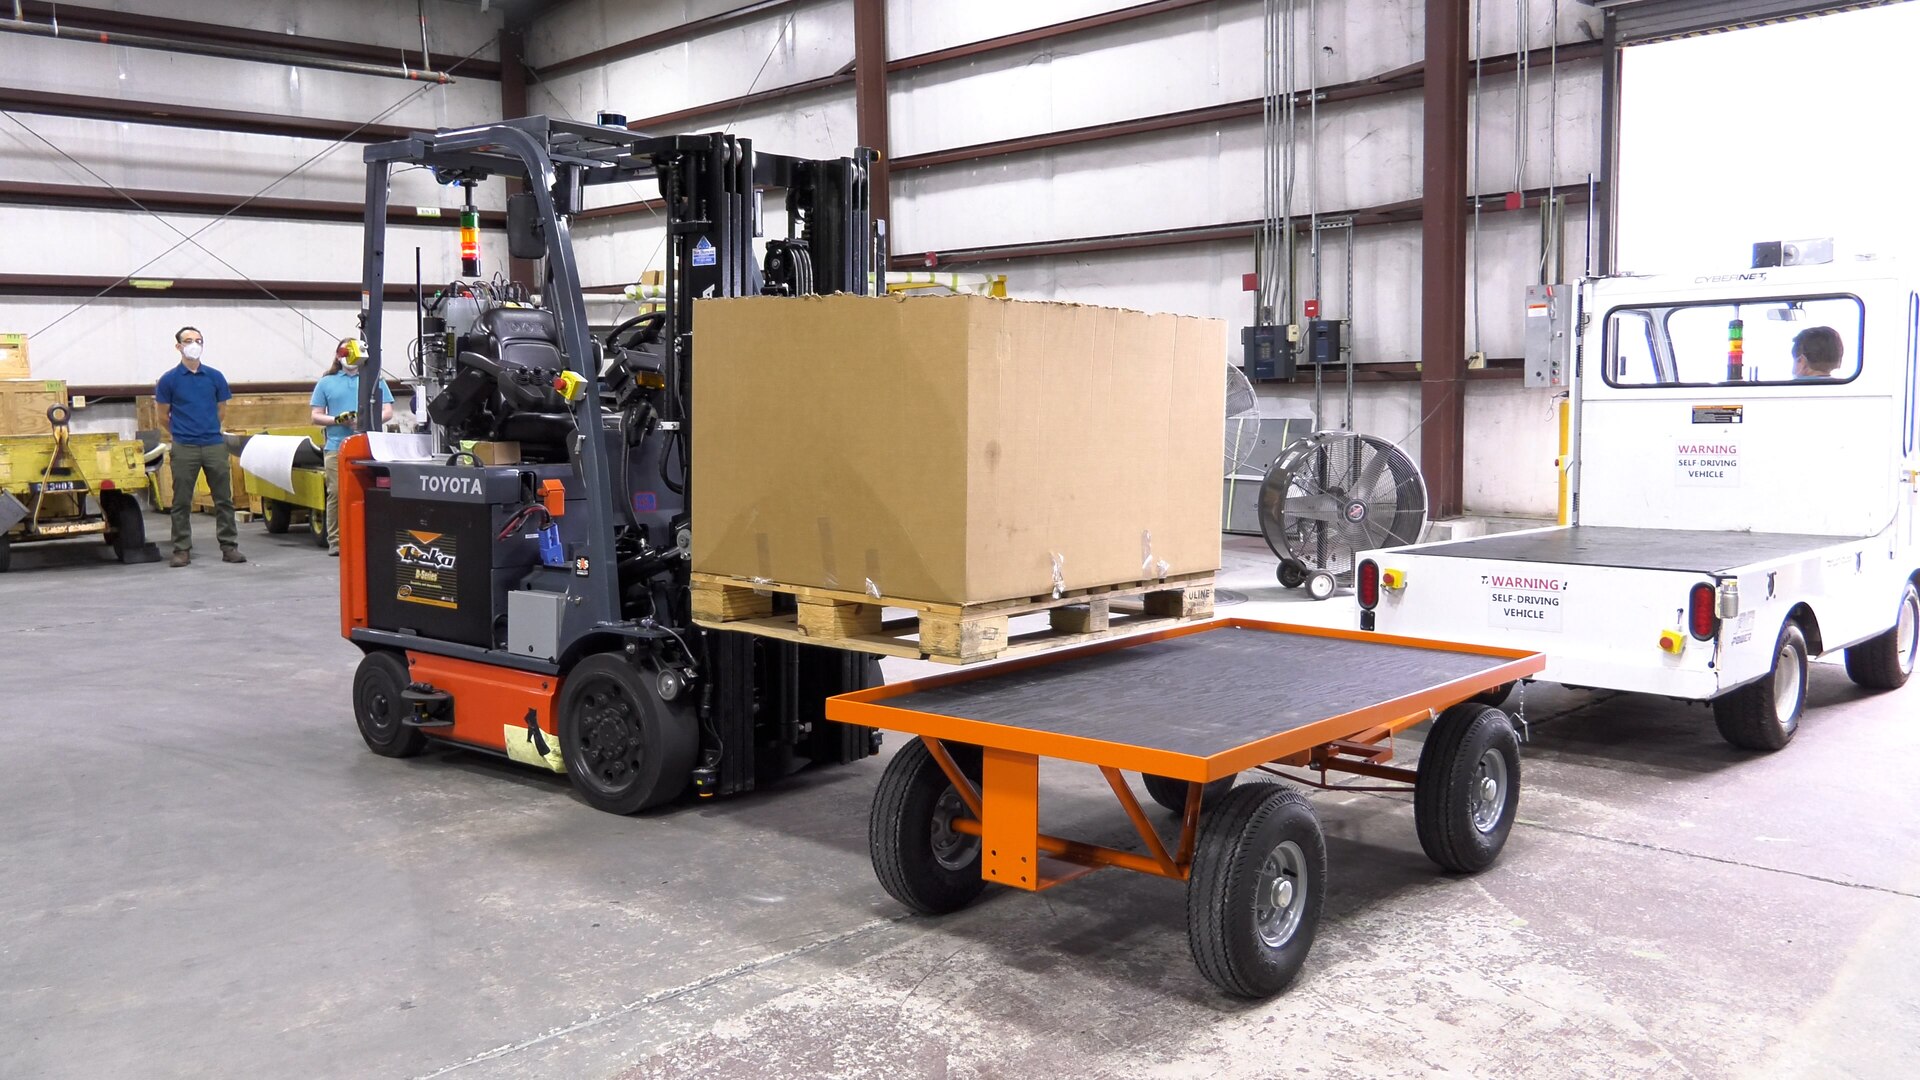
[137,391,316,433]
[0,334,27,379]
[0,379,67,436]
[691,295,1226,607]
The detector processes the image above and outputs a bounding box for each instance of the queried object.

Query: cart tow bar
[1515,681,1530,743]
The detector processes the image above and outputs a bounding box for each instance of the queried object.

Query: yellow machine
[240,426,330,548]
[0,405,158,571]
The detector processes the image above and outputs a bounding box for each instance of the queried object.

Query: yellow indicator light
[1381,568,1408,590]
[1658,629,1686,654]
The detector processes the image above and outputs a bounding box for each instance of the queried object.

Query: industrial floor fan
[1258,431,1428,600]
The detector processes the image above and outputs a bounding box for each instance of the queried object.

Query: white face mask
[181,342,204,361]
[342,361,361,376]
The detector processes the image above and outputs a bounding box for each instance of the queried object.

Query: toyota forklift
[338,115,882,813]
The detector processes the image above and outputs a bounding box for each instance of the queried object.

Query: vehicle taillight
[1357,559,1380,610]
[1688,582,1718,640]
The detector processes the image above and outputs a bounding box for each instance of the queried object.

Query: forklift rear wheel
[1713,621,1807,752]
[1414,703,1521,874]
[1306,571,1337,601]
[102,490,146,562]
[263,499,292,534]
[1142,772,1237,814]
[1844,582,1919,691]
[1277,561,1307,589]
[869,738,987,915]
[558,653,698,814]
[1186,783,1326,998]
[309,506,329,549]
[353,651,426,758]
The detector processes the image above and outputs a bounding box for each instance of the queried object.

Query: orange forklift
[339,115,882,813]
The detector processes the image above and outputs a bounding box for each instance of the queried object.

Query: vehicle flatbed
[830,618,1544,997]
[1414,525,1858,575]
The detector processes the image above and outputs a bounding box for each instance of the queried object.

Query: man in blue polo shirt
[155,326,244,567]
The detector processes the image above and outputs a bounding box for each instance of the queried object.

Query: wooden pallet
[690,571,1216,666]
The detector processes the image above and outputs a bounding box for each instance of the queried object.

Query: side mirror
[506,192,548,261]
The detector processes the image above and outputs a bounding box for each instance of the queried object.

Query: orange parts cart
[827,617,1546,998]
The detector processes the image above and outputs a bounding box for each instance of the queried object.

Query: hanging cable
[1514,0,1529,199]
[1471,0,1484,358]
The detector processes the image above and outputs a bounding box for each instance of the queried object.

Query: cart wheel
[1414,702,1521,873]
[101,490,146,561]
[1186,783,1326,998]
[264,499,292,534]
[1713,621,1807,752]
[1142,772,1236,814]
[1276,561,1307,589]
[558,653,699,814]
[309,505,329,549]
[1306,571,1337,601]
[353,650,427,758]
[1471,682,1516,708]
[0,535,11,573]
[1844,582,1919,691]
[869,739,987,915]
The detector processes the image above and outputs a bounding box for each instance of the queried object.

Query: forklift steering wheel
[445,451,481,468]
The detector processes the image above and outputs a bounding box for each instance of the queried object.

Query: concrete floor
[4,521,1917,1079]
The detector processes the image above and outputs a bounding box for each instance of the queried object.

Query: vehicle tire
[1713,621,1808,752]
[1142,771,1237,814]
[264,499,292,534]
[1277,561,1308,589]
[1186,783,1326,998]
[1471,682,1516,708]
[353,650,426,758]
[0,535,11,573]
[101,490,146,561]
[1844,582,1919,691]
[309,506,329,549]
[558,653,698,814]
[1414,702,1521,874]
[1306,571,1337,601]
[870,738,988,915]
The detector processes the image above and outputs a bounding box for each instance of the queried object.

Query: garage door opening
[1615,1,1920,274]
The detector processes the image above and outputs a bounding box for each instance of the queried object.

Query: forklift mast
[345,116,881,805]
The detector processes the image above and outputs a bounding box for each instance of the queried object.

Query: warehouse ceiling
[1592,0,1910,42]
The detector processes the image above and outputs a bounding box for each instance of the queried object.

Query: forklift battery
[362,464,554,649]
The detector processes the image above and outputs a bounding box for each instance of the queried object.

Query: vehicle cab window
[1604,295,1864,388]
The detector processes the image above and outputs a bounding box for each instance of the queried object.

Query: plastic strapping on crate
[864,577,882,599]
[1049,551,1065,599]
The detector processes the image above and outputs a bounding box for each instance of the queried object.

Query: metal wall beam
[0,86,415,143]
[534,0,818,80]
[1420,0,1471,518]
[885,0,1216,72]
[891,41,1600,173]
[623,70,855,134]
[853,0,890,248]
[1597,14,1620,275]
[8,1,501,79]
[888,185,1584,267]
[0,179,503,226]
[0,274,418,302]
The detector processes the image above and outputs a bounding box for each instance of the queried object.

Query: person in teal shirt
[310,337,394,556]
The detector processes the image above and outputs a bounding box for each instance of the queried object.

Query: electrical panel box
[1524,284,1573,388]
[1241,324,1295,381]
[1306,320,1342,366]
[507,589,567,661]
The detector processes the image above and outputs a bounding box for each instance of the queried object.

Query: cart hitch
[400,683,455,729]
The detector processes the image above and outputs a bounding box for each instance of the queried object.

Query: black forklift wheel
[309,505,329,549]
[0,535,10,573]
[1276,561,1307,589]
[1713,621,1807,752]
[353,651,427,758]
[1414,702,1521,873]
[558,653,698,814]
[1142,772,1237,814]
[263,499,293,534]
[1844,581,1919,691]
[101,490,146,562]
[869,738,987,915]
[1186,783,1327,998]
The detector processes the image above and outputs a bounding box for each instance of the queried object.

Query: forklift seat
[476,306,575,450]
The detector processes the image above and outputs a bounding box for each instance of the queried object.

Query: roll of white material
[238,434,318,492]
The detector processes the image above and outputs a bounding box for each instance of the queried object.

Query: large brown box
[0,379,67,436]
[691,294,1226,607]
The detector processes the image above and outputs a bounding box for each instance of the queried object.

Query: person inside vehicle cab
[1791,325,1844,380]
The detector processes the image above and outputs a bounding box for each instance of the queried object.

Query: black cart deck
[1412,525,1858,575]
